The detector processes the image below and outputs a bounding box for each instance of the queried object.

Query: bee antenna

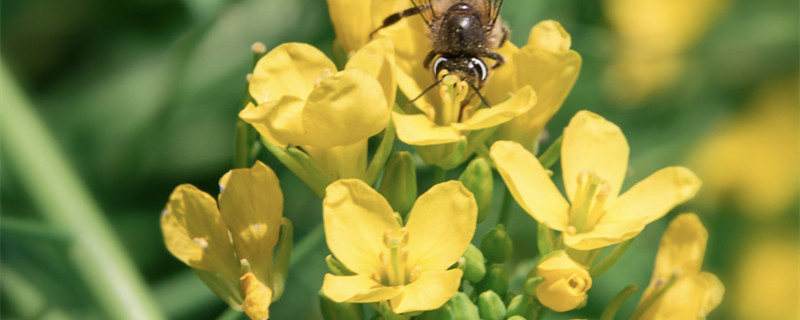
[466,81,493,108]
[407,77,445,105]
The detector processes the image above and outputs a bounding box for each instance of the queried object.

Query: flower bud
[506,294,535,319]
[415,137,468,169]
[477,265,510,297]
[459,158,494,222]
[535,252,592,312]
[507,316,527,320]
[450,292,480,320]
[319,290,364,320]
[379,152,417,217]
[478,290,507,320]
[462,243,486,283]
[481,224,513,264]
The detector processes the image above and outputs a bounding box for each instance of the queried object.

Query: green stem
[233,120,250,169]
[432,166,447,184]
[0,61,165,319]
[591,238,635,277]
[497,187,514,226]
[600,285,638,320]
[538,135,562,169]
[215,307,243,320]
[365,121,396,186]
[1,216,71,243]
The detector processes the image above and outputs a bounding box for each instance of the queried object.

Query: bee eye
[433,57,447,76]
[471,58,488,81]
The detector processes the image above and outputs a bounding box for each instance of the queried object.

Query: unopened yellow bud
[535,252,592,312]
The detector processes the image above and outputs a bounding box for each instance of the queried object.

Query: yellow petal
[653,213,708,279]
[390,269,463,314]
[161,184,240,280]
[323,179,401,274]
[346,37,397,109]
[387,17,440,114]
[392,112,462,145]
[452,86,536,131]
[249,43,336,104]
[638,273,719,320]
[303,69,390,148]
[561,110,629,202]
[527,20,573,53]
[218,161,284,282]
[239,96,308,147]
[240,272,272,320]
[565,169,703,250]
[490,141,569,230]
[483,42,520,104]
[321,274,402,303]
[495,23,581,147]
[405,181,477,272]
[325,0,372,53]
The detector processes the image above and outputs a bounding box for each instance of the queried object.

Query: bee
[371,0,509,107]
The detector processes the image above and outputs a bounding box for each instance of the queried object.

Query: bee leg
[369,6,429,39]
[423,51,437,70]
[498,24,510,47]
[483,52,505,69]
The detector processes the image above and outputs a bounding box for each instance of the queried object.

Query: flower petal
[526,20,574,53]
[218,161,284,282]
[562,110,629,202]
[405,181,477,271]
[390,269,463,314]
[638,273,720,320]
[393,112,462,145]
[325,0,372,54]
[452,86,536,131]
[240,272,272,320]
[565,168,703,250]
[239,96,308,147]
[490,141,569,230]
[653,213,708,278]
[323,179,401,274]
[322,273,402,303]
[483,41,520,104]
[346,37,397,109]
[303,69,390,148]
[249,43,336,104]
[161,184,240,280]
[387,17,440,114]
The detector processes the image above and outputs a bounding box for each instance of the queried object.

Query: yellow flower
[733,231,799,320]
[689,78,799,218]
[375,9,537,164]
[634,213,723,320]
[488,20,582,152]
[320,179,477,314]
[603,0,728,104]
[535,252,592,312]
[161,161,285,320]
[325,0,408,54]
[240,39,396,180]
[490,110,701,250]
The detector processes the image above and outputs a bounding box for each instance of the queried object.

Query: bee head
[432,56,488,86]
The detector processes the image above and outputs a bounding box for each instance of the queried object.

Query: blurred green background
[1,0,797,319]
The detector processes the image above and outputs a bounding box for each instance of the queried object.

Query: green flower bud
[319,290,364,320]
[379,152,417,217]
[477,265,509,297]
[478,290,507,320]
[506,294,539,319]
[507,316,527,320]
[415,137,468,169]
[450,292,480,320]
[271,218,293,300]
[462,243,486,283]
[458,158,493,222]
[481,224,513,264]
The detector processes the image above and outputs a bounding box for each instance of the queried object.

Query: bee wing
[410,0,436,26]
[486,0,503,27]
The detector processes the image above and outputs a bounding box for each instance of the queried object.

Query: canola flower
[320,179,477,315]
[535,252,592,312]
[631,213,723,320]
[240,38,396,181]
[161,161,290,320]
[491,110,702,250]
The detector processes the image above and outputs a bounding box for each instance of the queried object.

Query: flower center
[567,170,611,234]
[567,274,588,293]
[434,73,469,126]
[372,227,421,286]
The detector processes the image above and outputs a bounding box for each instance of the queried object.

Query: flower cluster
[159,0,724,319]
